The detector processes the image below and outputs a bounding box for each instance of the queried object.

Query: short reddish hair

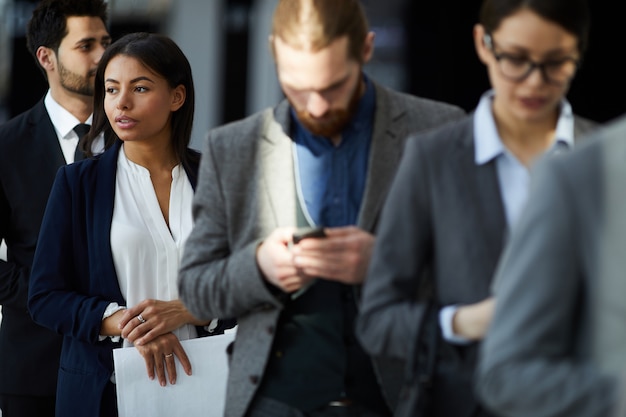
[271,0,369,63]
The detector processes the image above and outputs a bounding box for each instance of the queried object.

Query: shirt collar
[473,89,575,165]
[44,90,94,139]
[290,73,375,143]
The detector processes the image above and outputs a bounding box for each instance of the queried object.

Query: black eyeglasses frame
[483,33,580,85]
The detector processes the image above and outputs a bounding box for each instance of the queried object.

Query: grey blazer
[178,82,465,417]
[477,115,626,417]
[356,114,595,417]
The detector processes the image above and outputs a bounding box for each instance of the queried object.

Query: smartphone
[292,227,326,244]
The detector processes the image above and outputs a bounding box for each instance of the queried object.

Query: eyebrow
[496,42,577,58]
[105,76,156,84]
[321,73,351,93]
[285,72,351,94]
[74,35,112,46]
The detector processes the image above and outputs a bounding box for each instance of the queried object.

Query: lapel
[259,103,297,228]
[452,119,507,260]
[357,84,405,232]
[573,115,596,145]
[28,100,67,172]
[92,140,124,302]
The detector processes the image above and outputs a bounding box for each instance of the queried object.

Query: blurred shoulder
[376,83,466,119]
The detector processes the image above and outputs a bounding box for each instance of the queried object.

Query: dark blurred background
[0,0,623,150]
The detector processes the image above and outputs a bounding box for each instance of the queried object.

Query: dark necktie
[73,123,90,162]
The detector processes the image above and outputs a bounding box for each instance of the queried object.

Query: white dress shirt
[110,146,196,347]
[440,89,575,344]
[44,90,104,162]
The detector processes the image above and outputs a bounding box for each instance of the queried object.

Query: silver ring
[164,353,174,358]
[136,314,146,324]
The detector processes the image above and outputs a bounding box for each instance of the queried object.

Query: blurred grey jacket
[477,115,626,417]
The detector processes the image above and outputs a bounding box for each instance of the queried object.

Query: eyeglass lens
[485,34,578,84]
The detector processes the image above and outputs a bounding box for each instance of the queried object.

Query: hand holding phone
[292,227,326,244]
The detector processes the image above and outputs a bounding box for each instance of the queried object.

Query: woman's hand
[452,297,496,341]
[119,299,205,345]
[135,332,191,386]
[100,309,126,337]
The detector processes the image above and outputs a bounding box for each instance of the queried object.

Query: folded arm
[28,168,113,344]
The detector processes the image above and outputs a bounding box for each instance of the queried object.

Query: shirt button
[249,375,260,385]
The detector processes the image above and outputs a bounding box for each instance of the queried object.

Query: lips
[114,115,137,129]
[519,96,548,110]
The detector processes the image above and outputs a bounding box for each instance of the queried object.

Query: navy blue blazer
[28,140,200,416]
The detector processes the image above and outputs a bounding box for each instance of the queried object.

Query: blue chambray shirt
[291,75,375,228]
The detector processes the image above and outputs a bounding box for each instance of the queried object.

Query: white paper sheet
[113,330,235,417]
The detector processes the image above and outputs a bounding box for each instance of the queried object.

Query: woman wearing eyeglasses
[357,0,594,416]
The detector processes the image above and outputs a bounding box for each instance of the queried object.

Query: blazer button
[266,325,274,335]
[249,375,259,385]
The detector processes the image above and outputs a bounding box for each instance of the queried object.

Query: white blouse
[111,146,196,347]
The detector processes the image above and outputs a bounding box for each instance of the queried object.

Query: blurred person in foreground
[0,1,110,415]
[476,113,626,416]
[357,0,594,416]
[177,0,464,416]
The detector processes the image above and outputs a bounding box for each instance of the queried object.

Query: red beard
[295,108,351,138]
[293,74,363,138]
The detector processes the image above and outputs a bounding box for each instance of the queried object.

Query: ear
[474,24,490,65]
[36,46,56,72]
[170,85,186,111]
[362,31,375,64]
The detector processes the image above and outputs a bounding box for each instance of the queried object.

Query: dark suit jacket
[357,114,596,417]
[27,140,200,417]
[0,99,64,396]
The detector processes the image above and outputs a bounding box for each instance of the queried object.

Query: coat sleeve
[28,167,111,344]
[0,176,28,308]
[178,131,284,321]
[476,156,618,417]
[356,136,434,360]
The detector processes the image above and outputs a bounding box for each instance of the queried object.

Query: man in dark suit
[0,1,110,415]
[477,115,626,417]
[178,1,464,417]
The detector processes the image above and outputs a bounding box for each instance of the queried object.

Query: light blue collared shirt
[441,89,575,344]
[473,89,574,228]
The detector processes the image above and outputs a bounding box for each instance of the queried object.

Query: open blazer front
[178,81,466,417]
[28,139,199,416]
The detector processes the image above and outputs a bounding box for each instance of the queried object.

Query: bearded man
[0,1,110,415]
[178,1,464,416]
